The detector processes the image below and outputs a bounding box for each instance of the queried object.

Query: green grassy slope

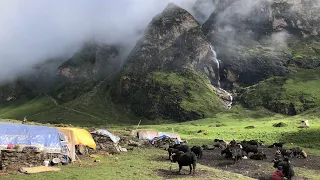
[241,67,320,115]
[133,106,320,155]
[0,83,139,126]
[0,97,55,121]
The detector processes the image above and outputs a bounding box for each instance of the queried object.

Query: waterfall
[208,45,233,110]
[209,45,221,88]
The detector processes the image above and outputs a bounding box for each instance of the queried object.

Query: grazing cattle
[273,158,295,180]
[221,147,232,158]
[168,148,179,160]
[248,140,263,146]
[171,144,191,153]
[214,142,227,149]
[242,145,258,155]
[214,139,225,143]
[191,146,203,159]
[269,142,284,148]
[230,145,243,164]
[299,150,307,159]
[274,149,282,160]
[171,151,197,175]
[229,140,238,146]
[280,148,293,158]
[290,147,302,157]
[250,152,267,160]
[241,140,263,146]
[201,144,209,150]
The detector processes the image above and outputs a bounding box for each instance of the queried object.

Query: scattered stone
[216,123,226,127]
[245,126,255,129]
[273,122,287,127]
[128,140,141,147]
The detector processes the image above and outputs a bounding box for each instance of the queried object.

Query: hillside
[0,0,319,125]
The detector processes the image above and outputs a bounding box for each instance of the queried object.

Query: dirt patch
[198,147,320,180]
[156,168,212,179]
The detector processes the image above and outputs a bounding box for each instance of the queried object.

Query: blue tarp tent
[0,123,62,151]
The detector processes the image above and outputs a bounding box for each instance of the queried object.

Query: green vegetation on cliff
[119,70,224,121]
[240,68,320,115]
[151,71,224,117]
[289,37,320,68]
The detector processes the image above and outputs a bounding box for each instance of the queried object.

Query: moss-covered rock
[118,70,224,121]
[288,37,320,68]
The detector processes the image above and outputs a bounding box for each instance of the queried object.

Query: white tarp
[91,129,120,143]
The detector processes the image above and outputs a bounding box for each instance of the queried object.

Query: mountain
[201,0,320,115]
[116,3,225,121]
[0,1,319,125]
[57,42,121,81]
[202,0,320,87]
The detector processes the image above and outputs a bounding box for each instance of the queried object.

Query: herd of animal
[167,139,308,180]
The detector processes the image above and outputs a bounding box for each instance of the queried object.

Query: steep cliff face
[202,0,320,88]
[272,0,320,36]
[57,42,121,81]
[0,81,34,103]
[123,3,214,75]
[117,3,225,121]
[201,0,320,115]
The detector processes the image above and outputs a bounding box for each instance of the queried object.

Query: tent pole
[136,119,142,130]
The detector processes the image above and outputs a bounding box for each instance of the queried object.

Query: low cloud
[0,0,216,83]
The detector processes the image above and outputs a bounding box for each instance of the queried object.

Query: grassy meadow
[1,148,254,180]
[1,105,320,179]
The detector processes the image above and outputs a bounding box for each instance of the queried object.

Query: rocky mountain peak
[123,3,212,75]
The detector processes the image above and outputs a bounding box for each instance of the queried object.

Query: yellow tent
[59,127,96,149]
[57,128,76,161]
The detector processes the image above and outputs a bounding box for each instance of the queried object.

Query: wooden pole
[136,119,142,130]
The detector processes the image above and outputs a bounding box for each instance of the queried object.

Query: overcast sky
[0,0,217,83]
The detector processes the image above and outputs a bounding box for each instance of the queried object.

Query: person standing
[22,116,27,124]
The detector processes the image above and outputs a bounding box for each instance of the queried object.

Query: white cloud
[0,0,216,83]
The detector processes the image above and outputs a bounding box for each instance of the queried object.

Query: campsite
[1,114,320,180]
[1,0,320,179]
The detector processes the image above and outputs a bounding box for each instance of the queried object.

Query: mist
[0,0,216,83]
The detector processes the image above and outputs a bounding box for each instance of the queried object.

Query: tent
[158,132,181,142]
[149,135,180,145]
[59,127,96,149]
[90,129,120,143]
[0,122,62,152]
[137,130,181,144]
[57,128,76,162]
[137,131,159,141]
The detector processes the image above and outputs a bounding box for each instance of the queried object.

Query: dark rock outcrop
[57,42,121,81]
[202,0,320,87]
[117,3,224,121]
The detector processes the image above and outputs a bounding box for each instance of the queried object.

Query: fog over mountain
[0,0,217,83]
[1,0,318,83]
